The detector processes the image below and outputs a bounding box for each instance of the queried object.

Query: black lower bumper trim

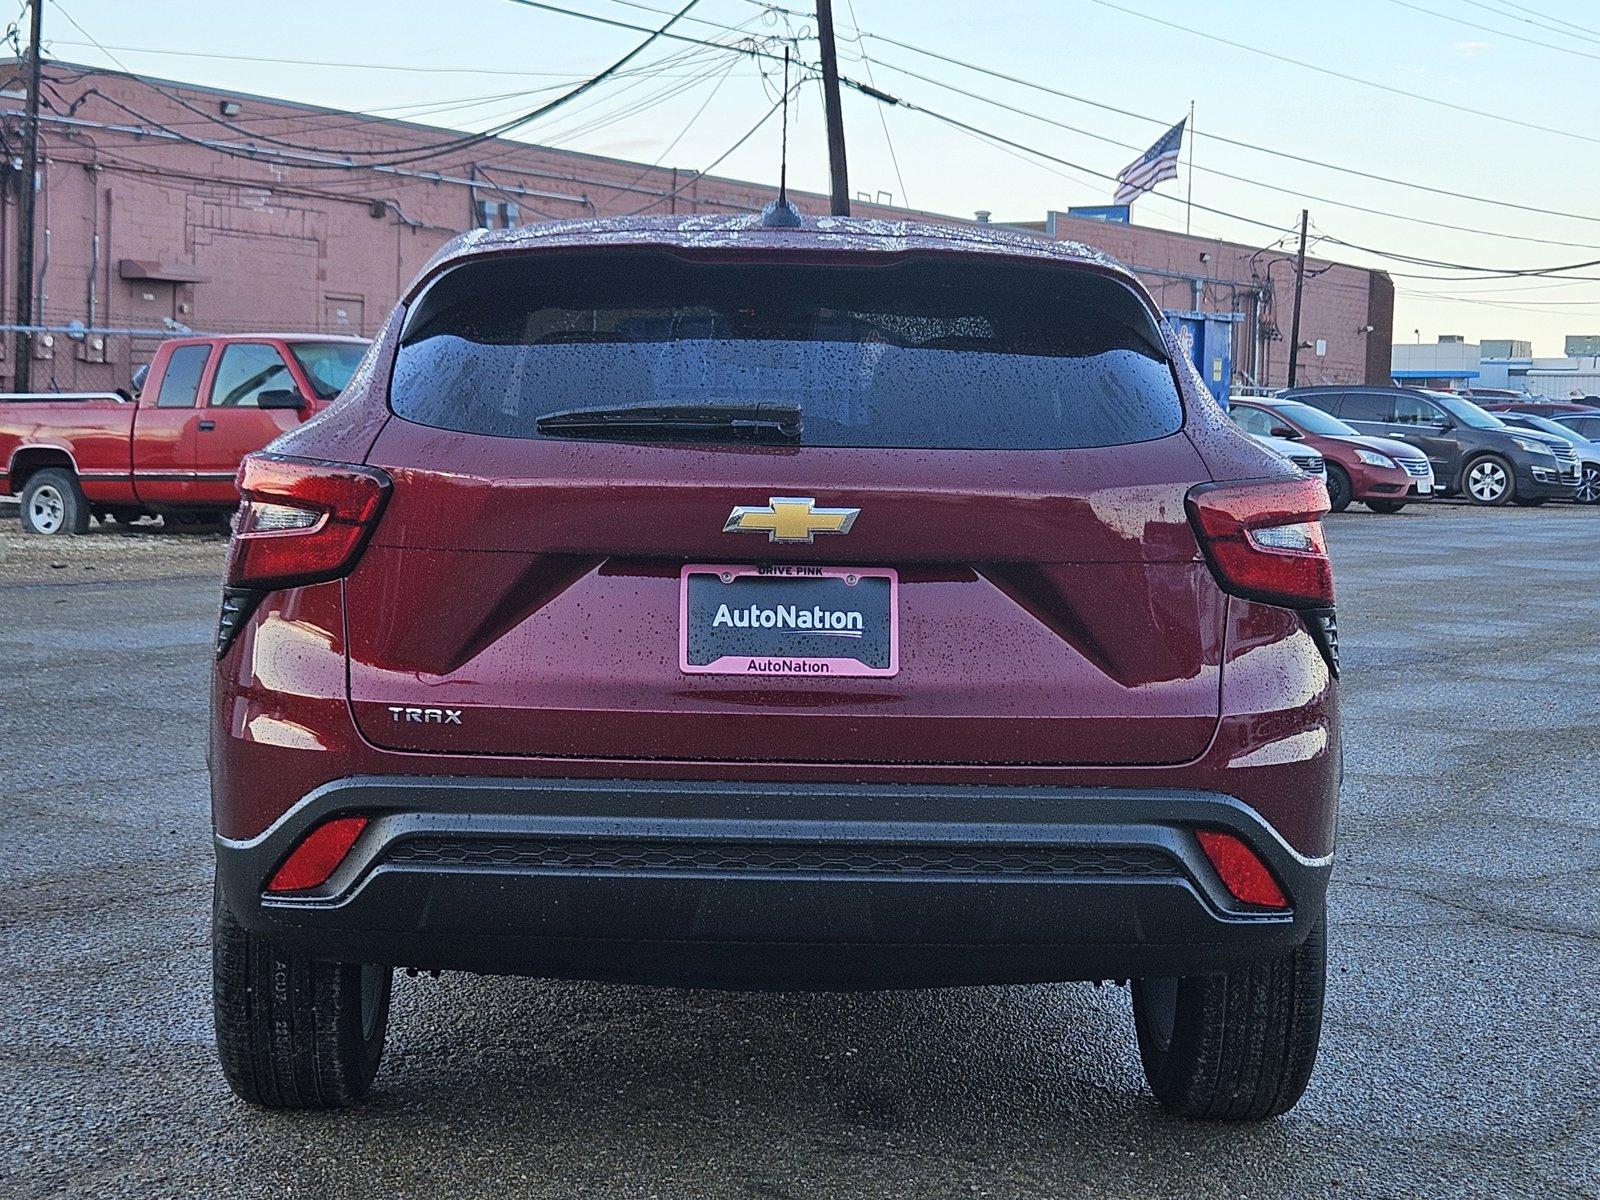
[216,777,1332,989]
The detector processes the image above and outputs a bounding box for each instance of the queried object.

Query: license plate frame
[679,564,899,678]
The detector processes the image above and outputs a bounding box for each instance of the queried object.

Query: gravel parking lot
[2,505,1596,1199]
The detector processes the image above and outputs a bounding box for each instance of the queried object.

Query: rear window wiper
[535,402,802,443]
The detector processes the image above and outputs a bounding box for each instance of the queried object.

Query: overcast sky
[41,0,1600,355]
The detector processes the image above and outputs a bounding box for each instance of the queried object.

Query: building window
[473,198,520,230]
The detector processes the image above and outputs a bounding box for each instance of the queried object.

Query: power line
[1081,0,1600,145]
[863,52,1600,250]
[841,0,908,208]
[41,40,690,78]
[52,0,709,166]
[835,73,1600,281]
[1480,0,1600,41]
[1378,0,1600,61]
[856,27,1600,227]
[624,84,792,214]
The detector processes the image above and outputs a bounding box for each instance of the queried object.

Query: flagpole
[1185,100,1195,236]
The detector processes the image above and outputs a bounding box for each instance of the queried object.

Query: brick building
[0,60,1392,392]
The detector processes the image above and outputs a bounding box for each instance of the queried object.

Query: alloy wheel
[1578,465,1600,505]
[27,483,65,534]
[1467,460,1509,503]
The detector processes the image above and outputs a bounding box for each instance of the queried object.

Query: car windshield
[391,252,1185,450]
[1269,401,1357,437]
[1510,413,1586,444]
[288,341,368,400]
[1425,391,1506,430]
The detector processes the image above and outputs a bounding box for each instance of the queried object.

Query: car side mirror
[1270,425,1302,440]
[1430,418,1453,431]
[258,389,309,411]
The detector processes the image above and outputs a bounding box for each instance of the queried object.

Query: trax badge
[723,496,860,543]
[388,706,462,724]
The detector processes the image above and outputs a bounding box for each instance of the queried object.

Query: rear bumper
[216,777,1331,989]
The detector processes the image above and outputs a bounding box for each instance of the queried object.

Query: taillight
[1186,477,1334,608]
[266,816,369,893]
[226,453,391,591]
[1196,829,1288,909]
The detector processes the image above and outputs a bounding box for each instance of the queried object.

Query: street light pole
[1286,208,1309,390]
[12,0,43,392]
[815,0,850,216]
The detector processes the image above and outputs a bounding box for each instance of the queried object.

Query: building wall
[1030,213,1392,389]
[0,62,1393,394]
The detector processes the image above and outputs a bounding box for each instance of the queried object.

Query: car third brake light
[1186,476,1334,609]
[226,452,391,592]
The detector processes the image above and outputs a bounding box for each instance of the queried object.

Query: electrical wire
[854,27,1600,227]
[840,0,908,209]
[1080,0,1600,146]
[1378,0,1600,61]
[51,0,709,166]
[624,83,794,215]
[1478,0,1600,41]
[863,52,1600,250]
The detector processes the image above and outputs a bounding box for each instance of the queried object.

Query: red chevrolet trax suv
[211,214,1339,1120]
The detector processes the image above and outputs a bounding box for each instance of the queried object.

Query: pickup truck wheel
[20,468,90,535]
[1132,916,1326,1120]
[212,882,391,1109]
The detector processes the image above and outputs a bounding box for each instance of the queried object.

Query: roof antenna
[761,48,803,228]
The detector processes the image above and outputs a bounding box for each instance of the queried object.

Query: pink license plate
[679,564,899,678]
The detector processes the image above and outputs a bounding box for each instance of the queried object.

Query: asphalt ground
[2,504,1596,1199]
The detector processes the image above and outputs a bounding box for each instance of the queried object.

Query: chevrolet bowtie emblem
[723,496,860,543]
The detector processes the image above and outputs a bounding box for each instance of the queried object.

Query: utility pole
[12,0,43,392]
[1286,208,1309,390]
[815,0,850,216]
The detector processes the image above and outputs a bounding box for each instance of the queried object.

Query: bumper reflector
[266,816,369,893]
[1196,829,1288,909]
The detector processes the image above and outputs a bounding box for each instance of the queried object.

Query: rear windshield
[390,252,1183,450]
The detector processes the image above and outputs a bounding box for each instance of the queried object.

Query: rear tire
[1364,499,1407,514]
[212,883,391,1109]
[1462,454,1515,506]
[1132,917,1326,1120]
[1323,464,1352,513]
[19,468,90,535]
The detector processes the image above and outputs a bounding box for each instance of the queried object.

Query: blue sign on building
[1065,205,1131,224]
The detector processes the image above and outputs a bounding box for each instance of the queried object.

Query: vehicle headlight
[1512,437,1554,455]
[1354,449,1395,468]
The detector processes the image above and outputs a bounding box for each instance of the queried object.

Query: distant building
[1481,339,1532,359]
[0,60,1395,393]
[1392,337,1479,389]
[1565,335,1600,357]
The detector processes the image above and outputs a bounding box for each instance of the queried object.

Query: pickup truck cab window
[156,344,211,408]
[212,343,295,408]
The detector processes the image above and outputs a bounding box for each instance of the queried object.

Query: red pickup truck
[0,333,368,534]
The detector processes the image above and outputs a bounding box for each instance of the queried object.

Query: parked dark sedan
[1285,385,1580,506]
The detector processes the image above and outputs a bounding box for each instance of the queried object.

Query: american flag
[1114,118,1186,207]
